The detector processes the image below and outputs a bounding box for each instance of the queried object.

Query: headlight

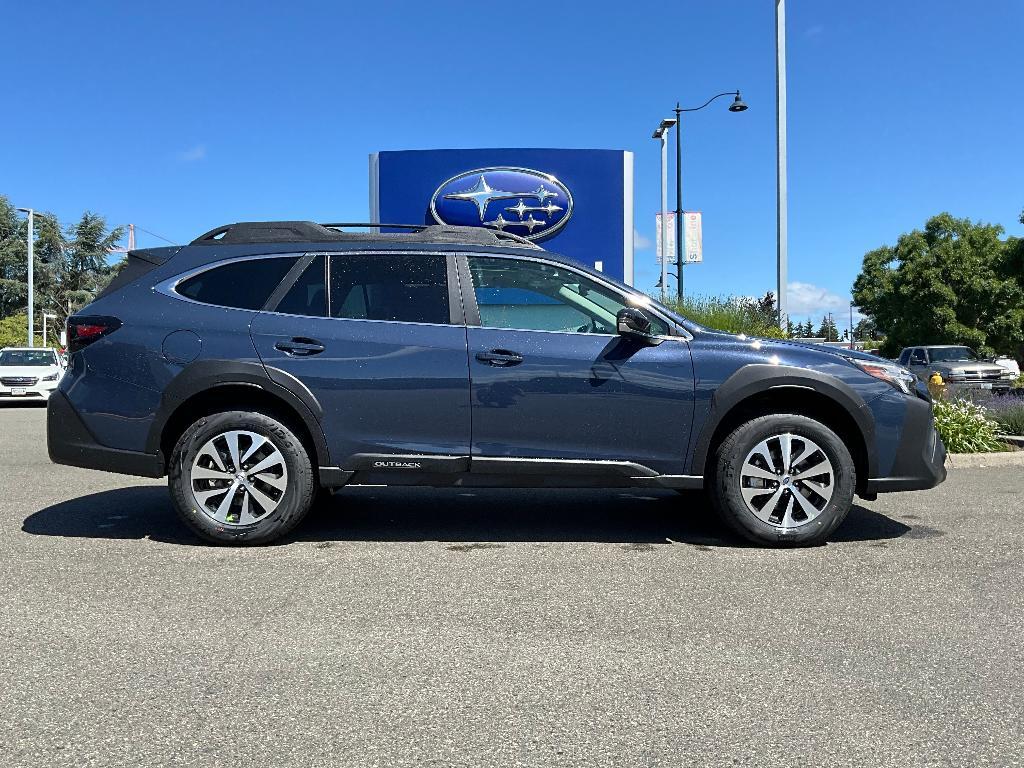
[41,372,59,382]
[850,359,917,395]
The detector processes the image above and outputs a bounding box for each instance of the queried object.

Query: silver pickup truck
[897,345,1015,390]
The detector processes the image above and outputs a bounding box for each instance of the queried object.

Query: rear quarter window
[177,257,298,310]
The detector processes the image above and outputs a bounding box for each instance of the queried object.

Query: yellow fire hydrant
[928,371,945,400]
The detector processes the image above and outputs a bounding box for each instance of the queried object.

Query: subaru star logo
[430,167,573,241]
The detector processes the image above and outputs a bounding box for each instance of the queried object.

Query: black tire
[168,410,316,545]
[709,414,855,547]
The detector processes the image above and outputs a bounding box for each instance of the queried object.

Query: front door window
[467,256,667,336]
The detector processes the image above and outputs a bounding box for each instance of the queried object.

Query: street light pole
[674,103,684,303]
[16,207,34,348]
[668,91,748,305]
[776,0,788,329]
[660,128,669,302]
[849,301,855,350]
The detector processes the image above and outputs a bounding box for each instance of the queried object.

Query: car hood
[754,338,886,364]
[0,365,62,378]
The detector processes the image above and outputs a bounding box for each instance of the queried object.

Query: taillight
[67,315,122,354]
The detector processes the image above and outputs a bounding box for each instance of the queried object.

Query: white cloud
[177,144,207,162]
[634,229,652,250]
[786,281,864,322]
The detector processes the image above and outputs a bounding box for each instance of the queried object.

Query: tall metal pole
[26,209,34,348]
[674,104,684,303]
[659,131,668,301]
[775,0,788,329]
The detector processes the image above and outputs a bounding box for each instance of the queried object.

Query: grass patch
[661,295,785,339]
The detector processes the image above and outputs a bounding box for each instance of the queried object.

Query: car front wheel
[710,414,855,547]
[168,410,316,545]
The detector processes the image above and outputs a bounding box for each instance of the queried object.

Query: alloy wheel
[189,430,289,527]
[738,432,835,529]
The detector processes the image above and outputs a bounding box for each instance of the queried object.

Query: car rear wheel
[168,411,316,545]
[709,414,855,547]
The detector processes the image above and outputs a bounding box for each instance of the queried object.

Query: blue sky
[3,0,1022,329]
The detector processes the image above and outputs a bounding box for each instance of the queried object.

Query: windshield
[929,347,979,363]
[0,350,57,366]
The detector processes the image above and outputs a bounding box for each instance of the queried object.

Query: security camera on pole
[651,119,676,302]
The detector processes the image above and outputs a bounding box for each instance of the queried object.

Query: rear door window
[329,253,449,325]
[274,256,327,317]
[177,257,298,310]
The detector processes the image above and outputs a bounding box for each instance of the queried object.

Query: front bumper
[865,395,947,494]
[47,389,164,477]
[0,382,57,400]
[946,379,1012,391]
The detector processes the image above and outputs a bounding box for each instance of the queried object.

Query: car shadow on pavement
[23,486,912,548]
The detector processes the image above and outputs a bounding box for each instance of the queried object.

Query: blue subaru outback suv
[47,221,946,546]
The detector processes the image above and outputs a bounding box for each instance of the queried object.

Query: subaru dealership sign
[370,148,634,284]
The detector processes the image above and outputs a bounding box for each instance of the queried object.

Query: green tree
[1,198,61,318]
[815,315,839,342]
[0,196,121,330]
[46,212,124,328]
[852,213,1024,357]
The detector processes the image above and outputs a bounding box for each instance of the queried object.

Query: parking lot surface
[1,403,1022,767]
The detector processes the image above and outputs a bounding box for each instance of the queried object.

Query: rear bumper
[865,396,947,494]
[47,389,164,478]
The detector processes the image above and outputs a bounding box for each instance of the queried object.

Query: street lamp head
[728,91,748,112]
[16,207,33,214]
[651,118,677,139]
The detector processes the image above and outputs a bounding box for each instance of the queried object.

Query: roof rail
[189,220,543,250]
[319,222,541,249]
[320,222,426,231]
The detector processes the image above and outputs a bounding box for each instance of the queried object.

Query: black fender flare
[144,360,330,468]
[688,364,877,477]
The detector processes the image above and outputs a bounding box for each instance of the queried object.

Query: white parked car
[0,347,65,402]
[992,356,1020,380]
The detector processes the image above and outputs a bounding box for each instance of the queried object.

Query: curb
[948,451,1024,468]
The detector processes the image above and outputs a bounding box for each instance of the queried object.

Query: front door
[461,254,695,475]
[250,252,471,468]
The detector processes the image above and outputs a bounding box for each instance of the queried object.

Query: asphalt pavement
[1,403,1022,767]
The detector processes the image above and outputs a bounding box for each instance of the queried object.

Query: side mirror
[616,307,661,344]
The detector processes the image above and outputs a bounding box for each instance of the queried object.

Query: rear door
[249,251,471,469]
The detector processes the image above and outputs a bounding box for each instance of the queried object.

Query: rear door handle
[274,337,325,357]
[475,349,524,367]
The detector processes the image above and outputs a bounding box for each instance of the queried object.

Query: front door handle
[475,349,524,367]
[274,337,325,357]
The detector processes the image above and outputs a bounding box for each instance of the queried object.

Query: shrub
[661,295,786,339]
[931,398,1007,453]
[982,397,1024,436]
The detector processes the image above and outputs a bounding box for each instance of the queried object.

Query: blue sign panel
[370,148,634,284]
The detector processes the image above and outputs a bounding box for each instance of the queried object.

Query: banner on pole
[684,211,702,263]
[655,212,676,264]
